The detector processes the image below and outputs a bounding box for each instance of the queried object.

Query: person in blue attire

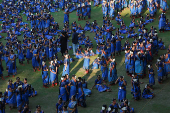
[115,76,127,102]
[161,0,169,12]
[100,56,108,81]
[35,105,44,113]
[83,48,90,74]
[62,54,70,76]
[27,84,37,97]
[42,61,49,88]
[100,105,108,113]
[155,58,164,84]
[148,64,155,88]
[102,1,108,19]
[26,39,32,64]
[8,50,17,78]
[16,86,25,113]
[158,38,165,50]
[142,84,155,99]
[91,75,111,92]
[109,0,115,20]
[77,77,86,107]
[18,47,25,66]
[159,13,166,32]
[131,74,141,101]
[115,35,121,56]
[56,97,64,113]
[59,76,69,103]
[92,57,100,69]
[69,75,77,100]
[63,4,70,24]
[120,99,134,113]
[108,98,119,113]
[108,58,117,85]
[32,45,40,72]
[7,79,17,110]
[50,61,57,87]
[14,77,24,89]
[82,79,91,97]
[87,1,91,19]
[68,95,78,113]
[76,46,84,59]
[164,53,170,78]
[135,51,144,78]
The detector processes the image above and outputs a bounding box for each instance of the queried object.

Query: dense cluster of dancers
[0,0,170,113]
[102,0,169,19]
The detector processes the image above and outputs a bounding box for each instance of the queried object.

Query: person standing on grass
[32,45,40,72]
[8,50,17,78]
[68,95,78,113]
[72,29,79,56]
[60,31,68,57]
[115,76,127,102]
[7,79,17,110]
[42,61,49,88]
[62,54,70,76]
[50,61,57,87]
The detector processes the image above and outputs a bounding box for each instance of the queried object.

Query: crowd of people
[0,0,169,113]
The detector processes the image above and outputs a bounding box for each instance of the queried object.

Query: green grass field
[0,1,170,113]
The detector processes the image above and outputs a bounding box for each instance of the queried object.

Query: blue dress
[83,52,90,69]
[142,88,153,99]
[159,15,166,30]
[63,8,69,23]
[42,65,49,85]
[165,58,170,74]
[8,54,17,75]
[132,77,141,100]
[16,93,24,110]
[18,49,24,62]
[59,81,67,102]
[117,79,127,102]
[92,59,99,69]
[95,79,110,92]
[76,49,83,59]
[56,102,64,113]
[62,58,70,76]
[7,84,16,107]
[77,82,85,102]
[50,65,56,83]
[116,38,121,52]
[100,60,108,80]
[135,55,143,76]
[68,101,78,113]
[32,49,39,68]
[108,62,117,83]
[82,82,91,96]
[109,2,115,18]
[26,43,32,60]
[69,80,77,99]
[128,56,135,74]
[157,62,163,82]
[149,68,155,86]
[102,4,107,17]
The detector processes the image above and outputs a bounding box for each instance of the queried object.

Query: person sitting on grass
[142,84,155,99]
[91,75,111,92]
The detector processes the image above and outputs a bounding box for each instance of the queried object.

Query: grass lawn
[0,1,170,113]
